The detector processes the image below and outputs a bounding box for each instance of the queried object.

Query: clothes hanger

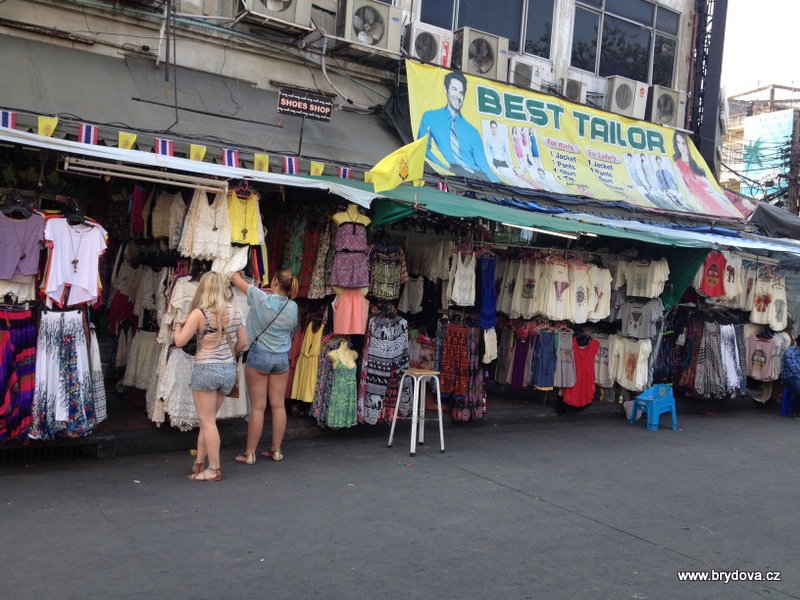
[1,189,34,218]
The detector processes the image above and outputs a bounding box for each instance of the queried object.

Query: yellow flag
[189,144,207,162]
[254,153,270,172]
[368,134,428,194]
[119,131,137,150]
[309,161,325,176]
[364,172,373,183]
[38,116,58,137]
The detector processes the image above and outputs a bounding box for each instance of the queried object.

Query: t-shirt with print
[699,251,726,298]
[744,335,778,381]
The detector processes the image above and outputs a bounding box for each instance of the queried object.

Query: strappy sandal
[261,449,284,462]
[187,467,222,482]
[191,461,205,476]
[235,453,256,465]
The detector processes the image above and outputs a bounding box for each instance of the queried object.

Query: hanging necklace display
[69,224,85,273]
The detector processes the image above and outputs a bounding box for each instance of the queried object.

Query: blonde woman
[231,269,299,464]
[174,271,247,482]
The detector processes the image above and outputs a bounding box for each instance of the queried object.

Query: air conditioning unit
[403,22,453,67]
[241,0,312,28]
[337,0,403,52]
[562,77,587,104]
[508,55,543,91]
[604,76,648,119]
[646,85,687,128]
[451,27,509,81]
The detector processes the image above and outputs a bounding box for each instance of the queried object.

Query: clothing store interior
[2,140,800,450]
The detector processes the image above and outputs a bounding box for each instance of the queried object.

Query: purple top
[0,211,45,278]
[333,221,368,252]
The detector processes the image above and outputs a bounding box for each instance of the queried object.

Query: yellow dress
[292,322,325,403]
[227,189,262,245]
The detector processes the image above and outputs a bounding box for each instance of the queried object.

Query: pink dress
[332,289,369,335]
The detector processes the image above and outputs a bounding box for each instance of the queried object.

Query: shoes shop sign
[278,88,333,122]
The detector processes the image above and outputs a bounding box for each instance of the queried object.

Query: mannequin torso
[329,340,358,370]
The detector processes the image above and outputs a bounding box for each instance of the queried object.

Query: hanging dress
[327,349,358,428]
[291,321,325,403]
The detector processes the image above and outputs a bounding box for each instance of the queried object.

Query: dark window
[599,15,651,82]
[652,33,676,87]
[605,0,653,26]
[656,6,680,35]
[457,0,524,52]
[573,0,679,86]
[420,0,455,30]
[524,0,555,58]
[571,7,599,72]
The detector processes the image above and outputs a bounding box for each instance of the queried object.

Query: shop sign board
[406,60,742,218]
[278,88,333,122]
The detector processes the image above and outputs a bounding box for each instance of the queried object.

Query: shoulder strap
[251,297,290,348]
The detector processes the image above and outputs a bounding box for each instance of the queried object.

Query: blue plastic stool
[630,384,677,431]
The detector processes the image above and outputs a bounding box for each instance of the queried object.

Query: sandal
[187,467,222,482]
[190,461,205,476]
[235,453,256,465]
[261,449,284,462]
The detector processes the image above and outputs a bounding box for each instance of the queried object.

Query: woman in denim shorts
[231,269,299,464]
[174,271,247,482]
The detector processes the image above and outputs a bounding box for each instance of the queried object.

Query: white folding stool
[387,368,445,457]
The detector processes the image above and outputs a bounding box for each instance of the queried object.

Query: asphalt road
[2,411,798,600]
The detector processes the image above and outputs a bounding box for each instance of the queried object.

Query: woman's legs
[195,394,226,467]
[267,369,290,454]
[241,366,268,456]
[191,389,221,479]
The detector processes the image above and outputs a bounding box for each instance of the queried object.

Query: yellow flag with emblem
[254,153,270,172]
[119,131,137,150]
[368,134,428,194]
[309,161,325,176]
[189,144,207,161]
[38,116,58,137]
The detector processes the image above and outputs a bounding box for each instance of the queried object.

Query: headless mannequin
[332,203,371,227]
[329,340,358,369]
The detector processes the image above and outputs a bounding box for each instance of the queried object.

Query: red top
[700,251,727,298]
[563,338,600,408]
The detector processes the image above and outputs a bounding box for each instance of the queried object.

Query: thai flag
[283,156,299,174]
[0,111,16,129]
[155,138,174,156]
[222,149,239,167]
[78,123,99,145]
[338,167,352,179]
[438,181,449,192]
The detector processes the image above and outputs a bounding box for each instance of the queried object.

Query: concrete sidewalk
[0,383,769,462]
[2,410,797,600]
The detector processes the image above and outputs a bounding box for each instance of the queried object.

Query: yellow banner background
[406,61,740,218]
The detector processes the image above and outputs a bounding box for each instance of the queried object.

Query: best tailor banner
[407,60,742,218]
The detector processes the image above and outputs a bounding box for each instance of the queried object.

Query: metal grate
[0,444,99,467]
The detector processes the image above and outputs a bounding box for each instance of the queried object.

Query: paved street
[2,411,799,600]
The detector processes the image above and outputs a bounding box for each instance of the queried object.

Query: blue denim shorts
[246,345,290,375]
[190,363,236,394]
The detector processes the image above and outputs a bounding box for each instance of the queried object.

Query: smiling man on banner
[368,134,429,194]
[418,71,498,183]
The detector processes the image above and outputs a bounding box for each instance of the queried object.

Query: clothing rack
[731,250,780,267]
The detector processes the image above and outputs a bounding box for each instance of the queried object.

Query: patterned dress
[327,353,358,428]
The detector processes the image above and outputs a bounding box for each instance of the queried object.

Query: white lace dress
[154,349,248,431]
[178,189,232,260]
[122,330,160,390]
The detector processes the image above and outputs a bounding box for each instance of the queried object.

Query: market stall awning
[314,178,800,255]
[0,127,377,208]
[0,36,403,170]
